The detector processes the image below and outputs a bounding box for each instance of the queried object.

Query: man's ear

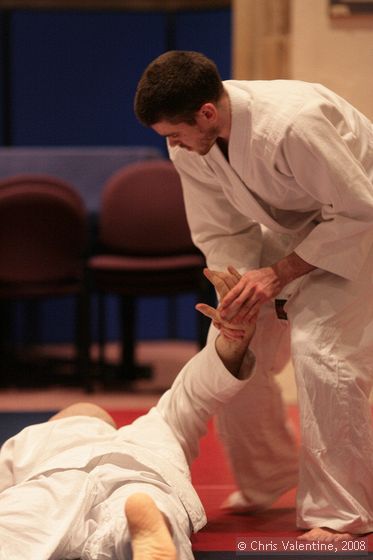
[197,102,218,123]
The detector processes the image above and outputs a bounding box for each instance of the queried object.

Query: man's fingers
[220,281,245,308]
[220,277,263,320]
[203,268,236,298]
[227,265,242,281]
[219,291,248,321]
[195,303,216,321]
[221,272,238,291]
[234,301,262,324]
[203,269,228,298]
[202,268,213,282]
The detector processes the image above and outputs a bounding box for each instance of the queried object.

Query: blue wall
[2,9,231,149]
[0,7,231,342]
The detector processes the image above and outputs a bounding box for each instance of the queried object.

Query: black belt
[275,299,288,320]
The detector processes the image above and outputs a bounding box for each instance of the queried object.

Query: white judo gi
[170,80,373,533]
[0,343,254,560]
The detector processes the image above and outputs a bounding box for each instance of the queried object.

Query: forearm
[156,343,254,465]
[215,330,254,380]
[272,251,317,288]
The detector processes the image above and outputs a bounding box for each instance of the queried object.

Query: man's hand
[219,253,317,322]
[218,266,281,323]
[196,267,256,342]
[196,267,257,378]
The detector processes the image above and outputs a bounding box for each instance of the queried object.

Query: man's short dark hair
[134,50,224,126]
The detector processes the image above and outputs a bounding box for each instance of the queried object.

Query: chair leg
[23,300,40,347]
[197,279,216,349]
[76,281,92,393]
[120,296,153,382]
[97,292,107,375]
[120,296,136,380]
[167,295,178,339]
[0,300,12,383]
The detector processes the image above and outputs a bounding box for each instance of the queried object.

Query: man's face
[152,117,219,156]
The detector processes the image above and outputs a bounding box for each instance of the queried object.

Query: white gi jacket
[171,80,373,282]
[169,80,373,534]
[0,343,255,560]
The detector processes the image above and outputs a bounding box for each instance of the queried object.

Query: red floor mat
[110,406,373,554]
[190,406,300,552]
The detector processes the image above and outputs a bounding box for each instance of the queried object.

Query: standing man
[134,50,373,541]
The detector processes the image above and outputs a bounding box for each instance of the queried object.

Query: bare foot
[125,492,177,560]
[221,490,270,514]
[298,527,356,542]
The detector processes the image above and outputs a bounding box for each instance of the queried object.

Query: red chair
[0,174,90,389]
[88,159,211,384]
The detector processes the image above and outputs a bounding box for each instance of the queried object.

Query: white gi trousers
[214,229,299,511]
[288,269,373,533]
[216,269,373,533]
[214,302,298,510]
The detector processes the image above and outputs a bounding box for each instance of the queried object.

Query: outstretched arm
[196,267,257,378]
[156,267,257,465]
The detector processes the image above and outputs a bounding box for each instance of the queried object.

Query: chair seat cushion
[89,253,204,272]
[0,279,83,298]
[88,254,206,296]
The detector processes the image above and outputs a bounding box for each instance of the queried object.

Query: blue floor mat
[0,411,55,445]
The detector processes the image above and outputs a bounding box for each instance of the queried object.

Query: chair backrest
[0,174,87,283]
[99,159,197,256]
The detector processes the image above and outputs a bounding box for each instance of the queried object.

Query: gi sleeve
[170,144,263,273]
[281,103,373,282]
[0,437,15,492]
[155,341,255,466]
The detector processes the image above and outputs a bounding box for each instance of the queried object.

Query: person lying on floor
[0,268,257,560]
